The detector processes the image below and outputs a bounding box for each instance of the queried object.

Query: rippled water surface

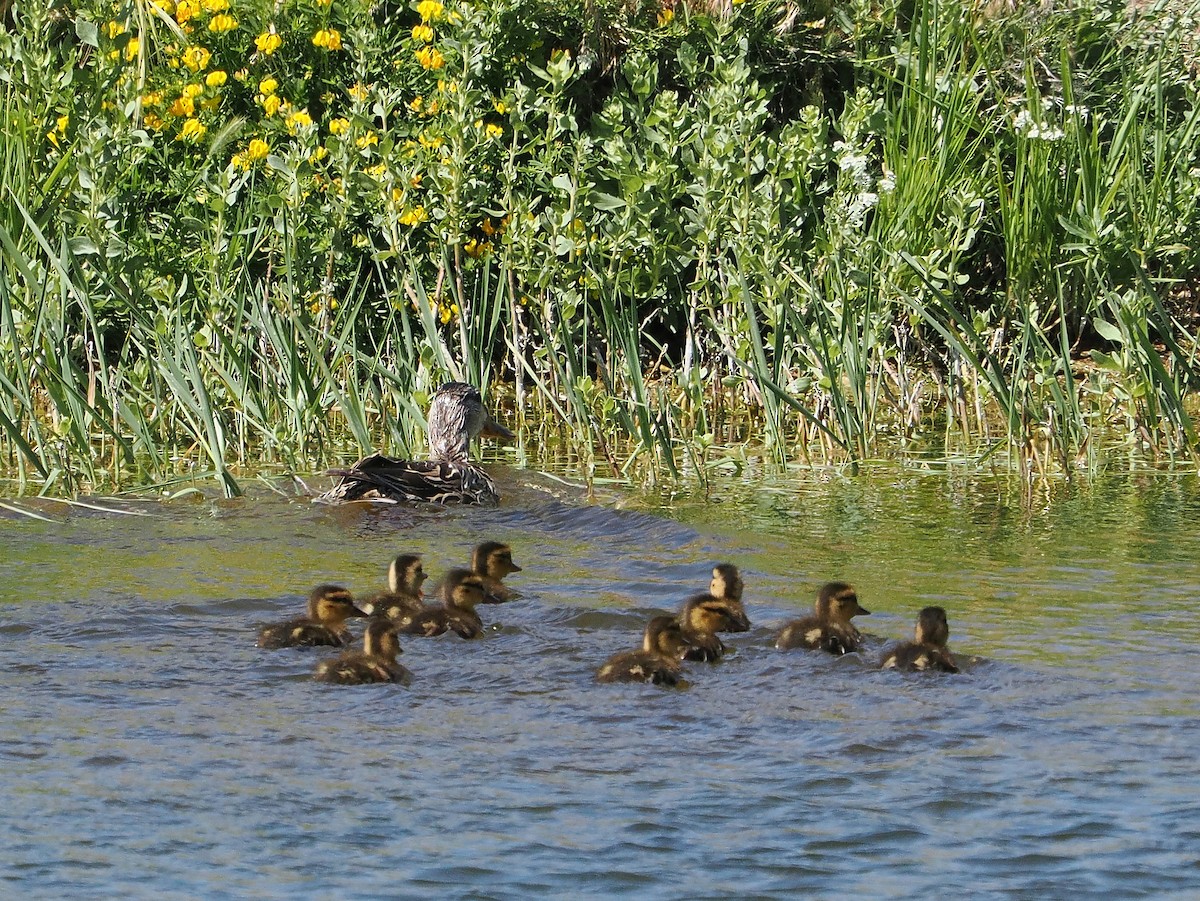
[3,468,1200,898]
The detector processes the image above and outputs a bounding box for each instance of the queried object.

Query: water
[3,468,1200,898]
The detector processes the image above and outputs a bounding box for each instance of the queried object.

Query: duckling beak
[855,603,871,616]
[509,562,523,572]
[479,414,515,441]
[351,605,369,618]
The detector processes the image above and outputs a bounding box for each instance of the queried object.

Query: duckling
[709,563,749,627]
[668,592,752,662]
[775,581,870,655]
[471,540,523,603]
[257,585,367,649]
[360,553,428,623]
[318,382,514,505]
[399,568,487,639]
[596,615,684,685]
[315,618,411,685]
[881,606,960,673]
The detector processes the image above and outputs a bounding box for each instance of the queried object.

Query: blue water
[2,469,1199,897]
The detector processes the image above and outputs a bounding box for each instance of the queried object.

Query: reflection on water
[2,469,1199,897]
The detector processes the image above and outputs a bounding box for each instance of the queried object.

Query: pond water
[2,466,1199,897]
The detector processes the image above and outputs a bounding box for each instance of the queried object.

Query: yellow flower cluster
[412,24,434,43]
[417,1,445,23]
[312,29,342,50]
[232,137,270,170]
[399,206,428,226]
[208,13,237,32]
[416,47,445,70]
[255,30,282,55]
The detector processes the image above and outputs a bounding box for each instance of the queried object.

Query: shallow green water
[2,467,1199,897]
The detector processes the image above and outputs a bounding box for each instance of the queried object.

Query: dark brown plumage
[360,553,428,622]
[471,540,523,603]
[399,568,487,639]
[257,585,366,649]
[776,582,870,654]
[666,592,752,662]
[315,618,411,685]
[708,563,749,629]
[596,616,684,685]
[881,606,959,673]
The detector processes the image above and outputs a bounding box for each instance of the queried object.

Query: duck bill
[351,605,369,618]
[855,605,871,616]
[479,415,515,441]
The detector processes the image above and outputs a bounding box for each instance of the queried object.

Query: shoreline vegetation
[2,0,1199,498]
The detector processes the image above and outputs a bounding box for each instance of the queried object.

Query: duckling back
[399,568,486,639]
[257,585,365,649]
[596,616,683,685]
[775,582,869,655]
[315,619,411,685]
[881,606,959,673]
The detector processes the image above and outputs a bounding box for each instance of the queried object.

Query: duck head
[473,541,522,579]
[307,584,367,627]
[442,568,488,610]
[427,382,514,462]
[643,614,686,655]
[914,606,950,647]
[709,563,744,603]
[388,554,428,596]
[362,618,403,661]
[681,592,751,634]
[815,582,870,624]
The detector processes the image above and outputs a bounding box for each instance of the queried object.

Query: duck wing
[316,455,499,505]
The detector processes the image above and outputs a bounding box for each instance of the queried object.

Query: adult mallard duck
[881,606,960,673]
[315,618,411,685]
[470,540,523,603]
[359,554,428,622]
[317,382,514,505]
[596,615,685,685]
[257,585,367,649]
[776,581,870,655]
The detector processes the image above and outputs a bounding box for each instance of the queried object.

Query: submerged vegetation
[1,0,1199,496]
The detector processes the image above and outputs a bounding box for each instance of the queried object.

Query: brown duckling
[668,592,752,662]
[596,615,684,685]
[709,563,749,627]
[399,568,487,639]
[257,585,366,649]
[881,606,960,673]
[315,618,411,685]
[360,553,428,623]
[471,540,523,603]
[776,581,870,655]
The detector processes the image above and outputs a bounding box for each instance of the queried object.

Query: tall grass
[1,0,1198,497]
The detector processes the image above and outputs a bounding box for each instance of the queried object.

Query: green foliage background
[2,0,1199,495]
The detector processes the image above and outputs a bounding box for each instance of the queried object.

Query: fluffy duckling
[881,606,960,673]
[471,540,523,603]
[315,618,411,685]
[399,568,487,639]
[257,585,366,649]
[596,615,684,685]
[668,592,752,662]
[709,563,749,627]
[775,581,870,655]
[360,553,428,623]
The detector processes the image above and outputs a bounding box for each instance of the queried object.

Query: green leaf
[76,17,99,48]
[1092,318,1123,343]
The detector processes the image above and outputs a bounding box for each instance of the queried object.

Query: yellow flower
[232,152,248,170]
[255,31,282,55]
[205,70,227,87]
[658,7,674,26]
[204,0,229,10]
[47,130,59,148]
[416,46,444,70]
[390,187,404,203]
[142,91,163,106]
[310,146,329,163]
[411,24,434,43]
[410,174,422,188]
[328,117,350,135]
[259,77,278,95]
[181,46,211,71]
[123,37,140,61]
[263,95,281,117]
[464,238,487,258]
[416,0,444,23]
[247,138,269,160]
[349,82,369,102]
[183,83,204,98]
[106,21,126,39]
[485,122,503,140]
[168,96,195,117]
[366,163,387,178]
[312,28,343,50]
[176,118,207,142]
[56,114,70,133]
[494,99,507,114]
[409,95,423,113]
[399,206,428,226]
[424,99,439,115]
[418,132,443,150]
[150,0,175,14]
[287,110,313,131]
[144,113,166,130]
[208,14,237,32]
[356,132,379,148]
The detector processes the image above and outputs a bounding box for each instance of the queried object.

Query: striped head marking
[444,568,487,609]
[363,618,402,660]
[682,593,751,634]
[308,585,365,625]
[914,606,950,647]
[710,563,744,603]
[816,582,869,623]
[388,554,427,595]
[474,541,522,578]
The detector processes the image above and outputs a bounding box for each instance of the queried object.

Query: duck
[708,563,749,626]
[315,618,411,685]
[596,615,685,685]
[775,581,870,654]
[666,592,752,662]
[257,584,367,649]
[881,606,960,673]
[471,540,523,603]
[317,381,514,505]
[399,567,488,639]
[359,553,428,623]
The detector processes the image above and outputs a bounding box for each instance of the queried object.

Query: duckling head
[388,554,428,595]
[709,563,744,602]
[681,592,752,634]
[643,614,685,655]
[427,382,514,462]
[473,541,522,579]
[308,585,367,627]
[362,618,403,660]
[816,582,870,623]
[914,606,950,647]
[442,568,488,610]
